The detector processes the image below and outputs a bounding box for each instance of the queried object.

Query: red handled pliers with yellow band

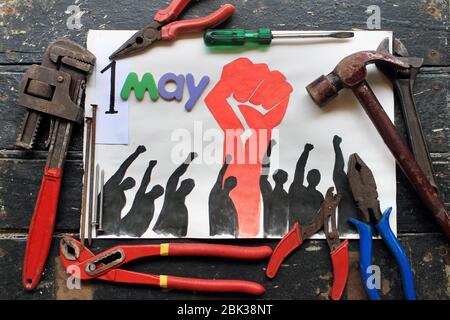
[60,237,272,296]
[109,0,235,60]
[266,187,349,300]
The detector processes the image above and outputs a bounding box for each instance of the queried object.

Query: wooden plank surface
[0,234,448,300]
[0,0,448,300]
[0,0,448,65]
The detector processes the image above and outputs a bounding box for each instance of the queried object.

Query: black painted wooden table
[0,0,448,300]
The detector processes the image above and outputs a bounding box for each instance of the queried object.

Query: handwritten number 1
[101,61,118,114]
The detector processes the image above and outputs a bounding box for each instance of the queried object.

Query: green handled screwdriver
[204,28,354,46]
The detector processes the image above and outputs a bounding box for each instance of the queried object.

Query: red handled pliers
[265,187,349,300]
[109,0,235,60]
[60,237,271,296]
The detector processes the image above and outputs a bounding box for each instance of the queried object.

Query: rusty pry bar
[376,38,439,192]
[306,50,450,240]
[16,39,96,290]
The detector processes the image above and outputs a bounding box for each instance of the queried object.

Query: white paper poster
[84,30,396,239]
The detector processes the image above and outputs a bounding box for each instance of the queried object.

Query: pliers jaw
[108,1,235,60]
[319,187,349,301]
[60,237,96,271]
[60,237,80,261]
[266,187,349,300]
[347,153,382,224]
[322,188,342,252]
[109,22,162,60]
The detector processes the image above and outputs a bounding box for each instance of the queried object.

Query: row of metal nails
[80,104,104,248]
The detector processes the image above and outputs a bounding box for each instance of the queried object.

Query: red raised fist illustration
[205,58,293,237]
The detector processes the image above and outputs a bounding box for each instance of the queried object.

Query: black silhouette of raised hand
[153,152,198,237]
[120,160,164,237]
[266,169,289,237]
[102,145,146,235]
[260,141,274,232]
[289,143,324,227]
[304,143,314,152]
[261,140,289,237]
[332,135,359,235]
[209,155,238,236]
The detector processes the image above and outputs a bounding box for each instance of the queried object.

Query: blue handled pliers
[347,153,416,300]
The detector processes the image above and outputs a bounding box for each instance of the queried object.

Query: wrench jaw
[49,39,96,72]
[15,111,42,150]
[15,39,95,152]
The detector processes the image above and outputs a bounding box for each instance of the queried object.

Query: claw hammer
[306,50,450,240]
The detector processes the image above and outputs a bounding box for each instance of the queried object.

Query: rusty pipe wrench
[376,38,439,191]
[16,39,95,290]
[306,50,450,240]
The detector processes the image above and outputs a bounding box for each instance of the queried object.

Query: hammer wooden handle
[353,81,450,239]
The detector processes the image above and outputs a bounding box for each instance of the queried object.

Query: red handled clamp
[109,0,235,60]
[60,237,272,296]
[266,187,349,300]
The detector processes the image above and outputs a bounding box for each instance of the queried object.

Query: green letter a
[120,72,159,101]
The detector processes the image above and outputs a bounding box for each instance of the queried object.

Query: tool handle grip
[329,240,349,300]
[99,243,272,269]
[376,208,416,300]
[103,270,265,296]
[165,275,265,296]
[23,166,62,290]
[347,217,380,300]
[154,0,191,23]
[168,243,272,260]
[266,222,303,278]
[203,28,272,46]
[161,4,235,41]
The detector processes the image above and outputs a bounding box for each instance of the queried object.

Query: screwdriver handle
[204,28,272,46]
